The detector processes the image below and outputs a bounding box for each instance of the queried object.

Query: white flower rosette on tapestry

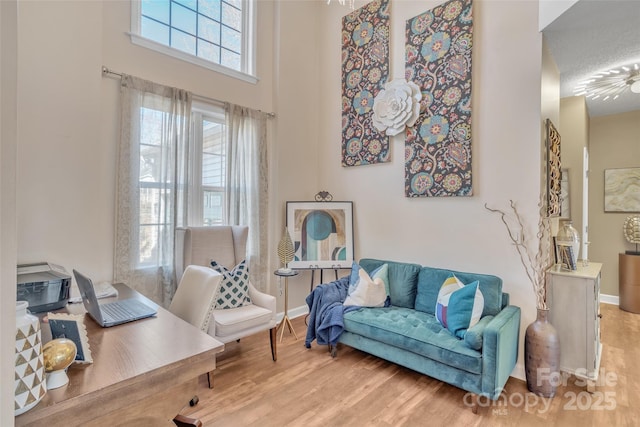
[372,79,422,136]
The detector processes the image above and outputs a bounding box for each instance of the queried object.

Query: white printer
[17,262,71,313]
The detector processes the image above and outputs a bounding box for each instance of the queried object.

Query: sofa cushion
[212,304,272,337]
[211,259,252,309]
[464,315,494,350]
[415,267,502,316]
[343,307,482,374]
[359,259,421,309]
[345,264,388,307]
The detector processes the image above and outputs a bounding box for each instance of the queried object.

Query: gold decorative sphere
[43,338,77,372]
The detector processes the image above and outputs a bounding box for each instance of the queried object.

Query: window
[192,105,227,226]
[138,106,171,267]
[136,101,225,267]
[130,0,257,83]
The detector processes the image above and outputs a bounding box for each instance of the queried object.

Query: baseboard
[600,293,619,306]
[512,363,525,381]
[276,305,309,323]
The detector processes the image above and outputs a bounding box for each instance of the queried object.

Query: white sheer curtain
[115,75,192,307]
[224,103,269,290]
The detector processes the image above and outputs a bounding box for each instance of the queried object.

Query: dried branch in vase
[485,199,553,310]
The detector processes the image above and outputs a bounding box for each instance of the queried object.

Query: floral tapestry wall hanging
[405,0,473,197]
[341,0,390,167]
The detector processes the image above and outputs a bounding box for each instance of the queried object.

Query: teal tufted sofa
[338,258,521,400]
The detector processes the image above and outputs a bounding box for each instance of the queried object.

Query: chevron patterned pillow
[210,259,252,309]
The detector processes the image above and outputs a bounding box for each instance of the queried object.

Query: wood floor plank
[181,304,640,426]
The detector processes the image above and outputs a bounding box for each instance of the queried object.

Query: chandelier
[574,63,640,101]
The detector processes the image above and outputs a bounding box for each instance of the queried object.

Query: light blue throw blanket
[305,277,352,348]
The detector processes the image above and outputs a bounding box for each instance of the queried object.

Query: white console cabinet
[547,262,602,391]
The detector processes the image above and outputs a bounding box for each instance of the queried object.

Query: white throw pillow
[343,267,387,307]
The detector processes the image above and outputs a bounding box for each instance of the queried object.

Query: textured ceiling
[543,0,640,117]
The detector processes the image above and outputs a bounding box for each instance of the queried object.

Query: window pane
[139,224,159,265]
[221,26,240,53]
[171,3,196,35]
[197,39,220,63]
[171,28,196,55]
[203,119,223,152]
[222,1,241,31]
[202,117,224,186]
[140,145,162,182]
[198,0,221,21]
[202,153,224,186]
[135,0,250,75]
[221,48,240,70]
[203,190,224,226]
[225,0,242,11]
[140,108,164,146]
[198,14,220,44]
[141,17,170,45]
[142,0,170,24]
[174,0,197,11]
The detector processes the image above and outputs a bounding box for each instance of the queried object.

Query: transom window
[130,0,256,83]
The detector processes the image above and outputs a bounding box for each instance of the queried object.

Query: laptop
[73,269,157,327]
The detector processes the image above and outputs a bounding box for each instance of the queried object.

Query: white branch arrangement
[485,199,553,310]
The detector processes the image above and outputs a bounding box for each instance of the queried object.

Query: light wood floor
[181,304,640,426]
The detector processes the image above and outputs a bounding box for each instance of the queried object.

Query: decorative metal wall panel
[341,0,390,167]
[405,0,473,197]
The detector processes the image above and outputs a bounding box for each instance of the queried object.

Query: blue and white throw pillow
[436,274,484,339]
[210,259,252,309]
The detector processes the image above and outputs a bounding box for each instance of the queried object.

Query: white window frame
[129,0,257,84]
[190,101,226,226]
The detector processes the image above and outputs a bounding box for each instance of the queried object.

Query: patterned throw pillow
[435,274,484,338]
[210,259,252,309]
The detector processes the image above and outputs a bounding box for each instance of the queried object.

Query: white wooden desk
[15,283,224,426]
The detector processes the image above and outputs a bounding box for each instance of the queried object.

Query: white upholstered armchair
[175,226,278,361]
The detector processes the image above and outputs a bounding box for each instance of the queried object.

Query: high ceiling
[543,0,640,117]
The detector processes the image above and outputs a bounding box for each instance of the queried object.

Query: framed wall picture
[546,119,562,217]
[286,201,354,269]
[604,167,640,212]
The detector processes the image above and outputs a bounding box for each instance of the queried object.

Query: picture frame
[604,167,640,212]
[546,119,562,217]
[47,312,93,364]
[560,168,571,219]
[286,201,354,269]
[557,244,577,271]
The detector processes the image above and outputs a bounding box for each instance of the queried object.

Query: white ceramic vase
[14,301,47,415]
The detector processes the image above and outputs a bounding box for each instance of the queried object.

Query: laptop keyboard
[101,299,151,321]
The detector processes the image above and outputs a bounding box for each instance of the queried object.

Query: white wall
[1,0,18,423]
[16,0,276,286]
[284,0,545,379]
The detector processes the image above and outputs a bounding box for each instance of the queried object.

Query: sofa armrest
[481,305,521,399]
[248,282,276,318]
